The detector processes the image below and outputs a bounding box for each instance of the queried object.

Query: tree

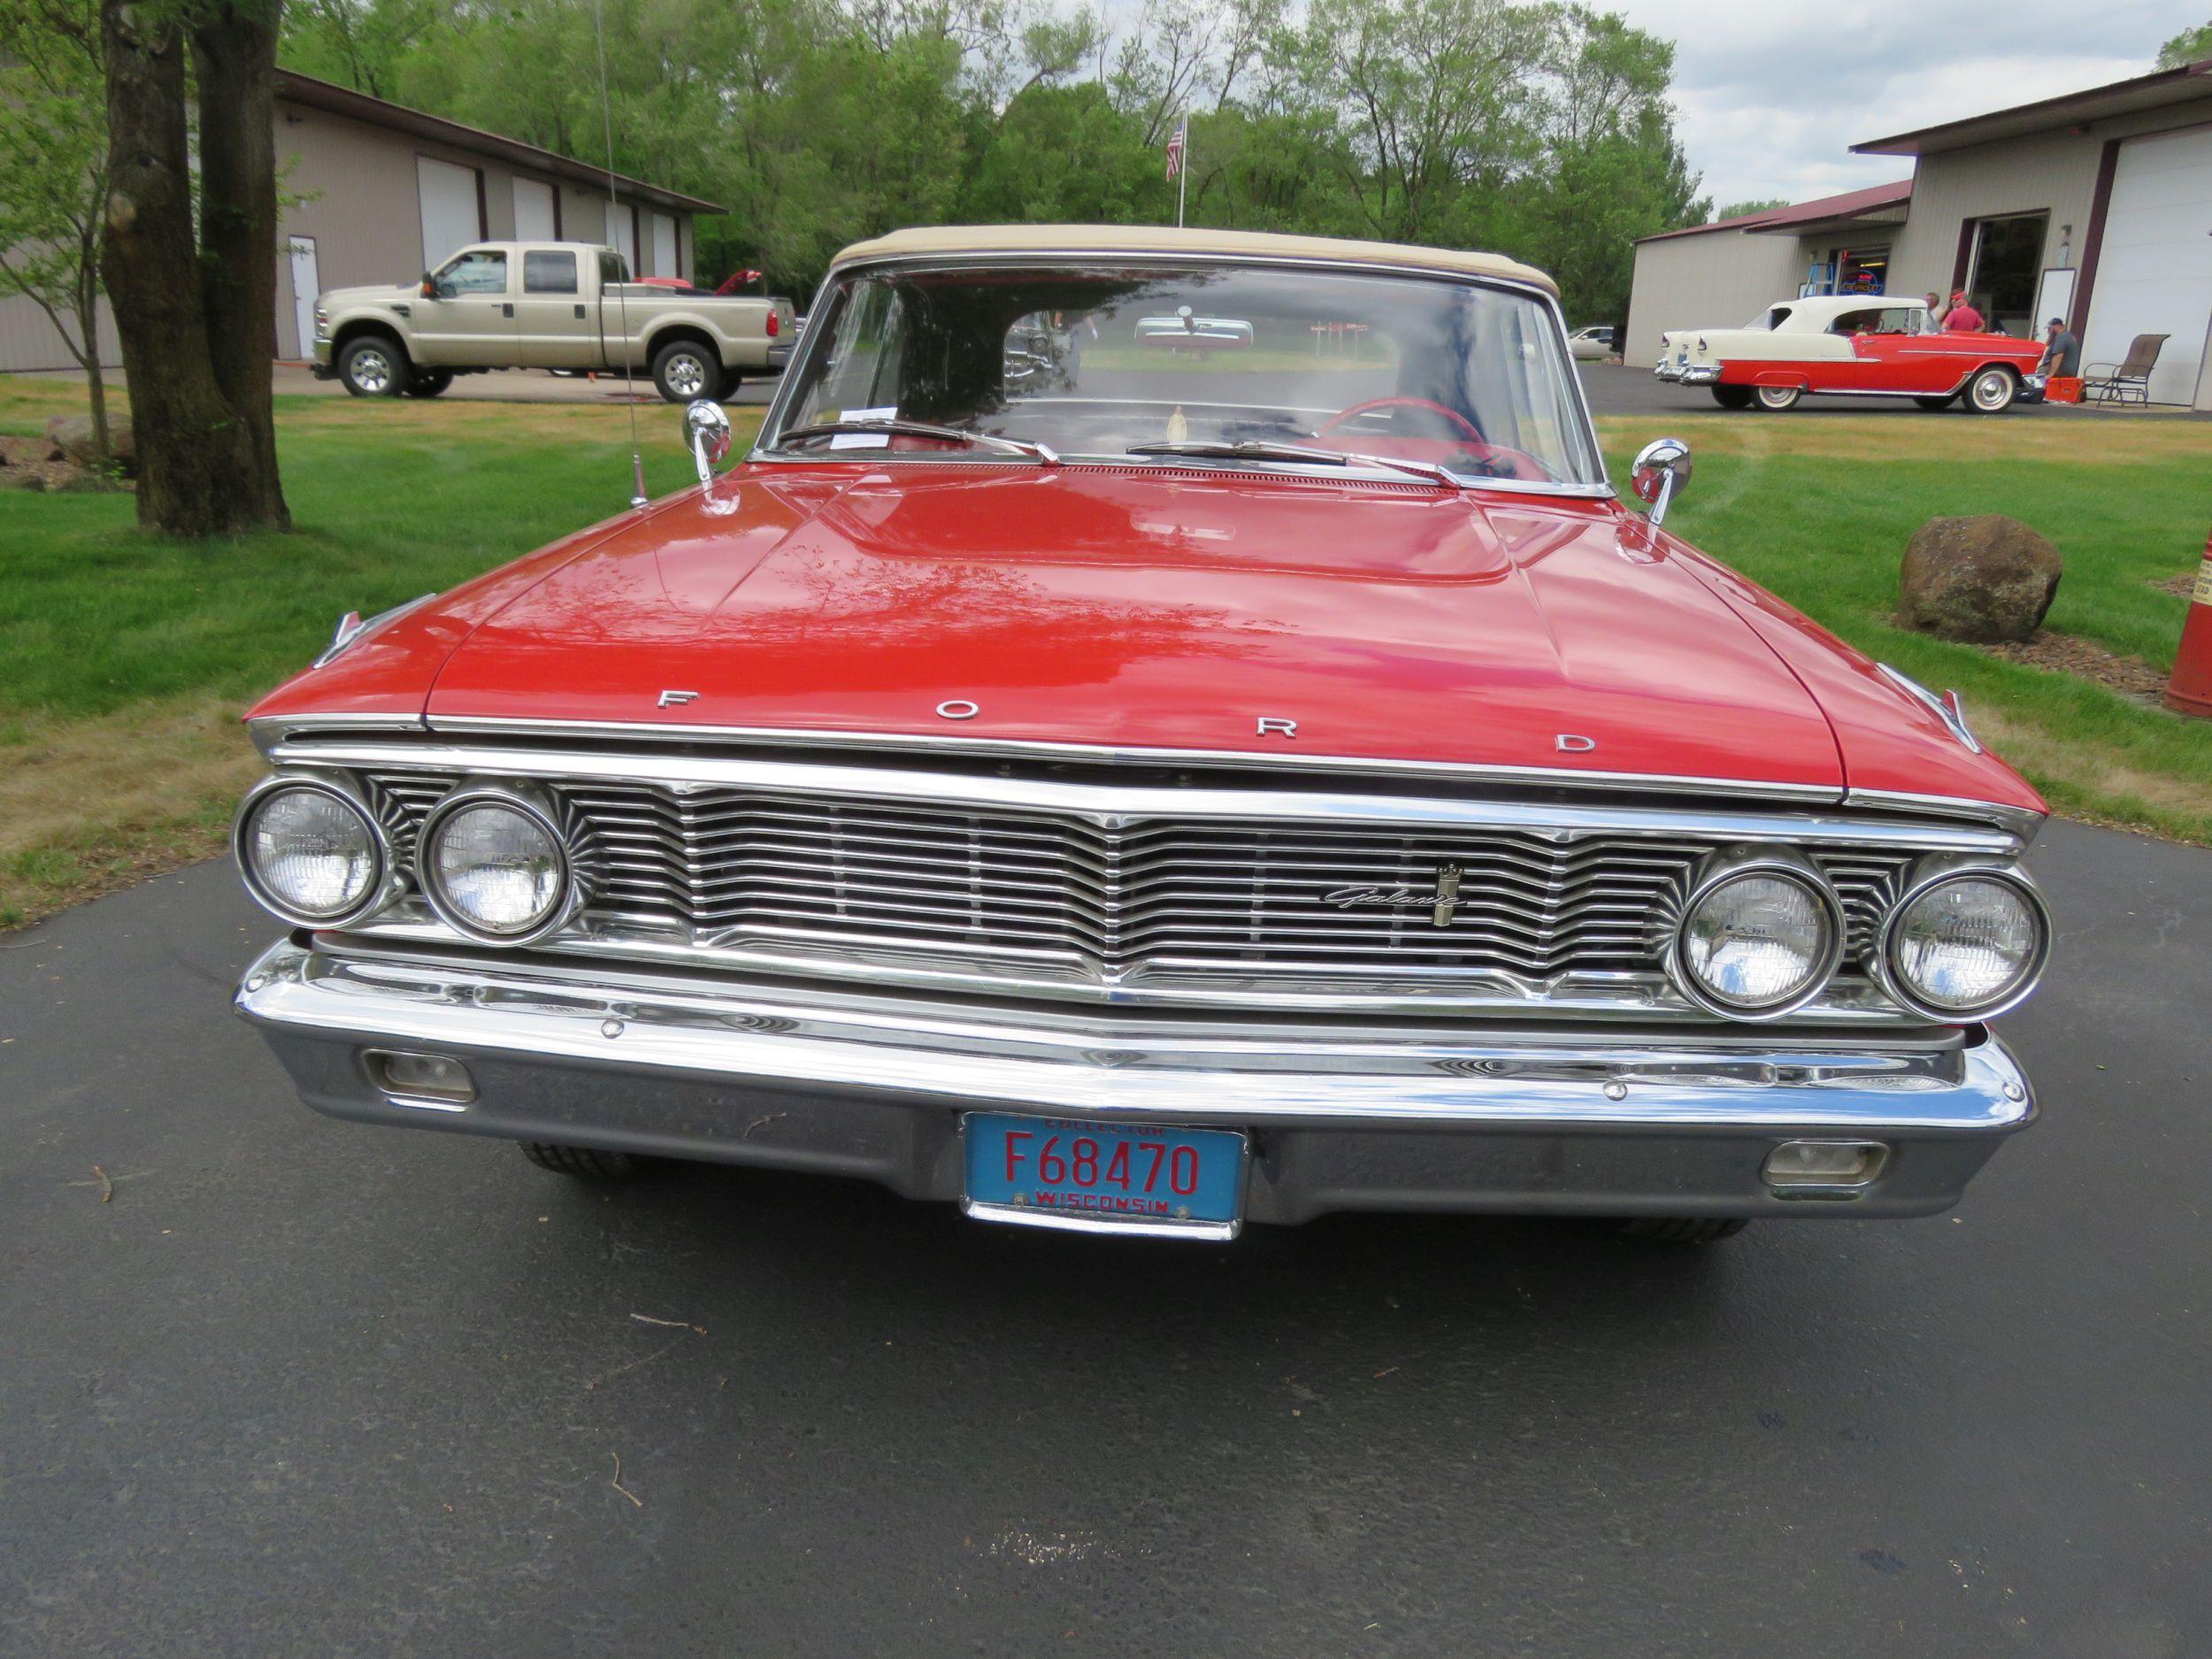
[1712,196,1790,221]
[2157,19,2212,65]
[0,0,116,469]
[102,0,290,534]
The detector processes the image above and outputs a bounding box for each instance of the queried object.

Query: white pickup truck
[311,242,795,403]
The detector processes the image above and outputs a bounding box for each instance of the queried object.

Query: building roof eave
[1853,58,2212,156]
[274,69,726,216]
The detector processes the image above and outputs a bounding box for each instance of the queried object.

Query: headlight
[1881,864,2048,1019]
[419,786,579,944]
[234,774,394,927]
[1672,854,1843,1019]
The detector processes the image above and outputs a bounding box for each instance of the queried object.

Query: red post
[2167,526,2212,718]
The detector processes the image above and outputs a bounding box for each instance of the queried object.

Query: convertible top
[828,224,1560,299]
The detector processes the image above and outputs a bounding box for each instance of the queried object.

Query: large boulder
[1900,514,2062,643]
[43,413,134,474]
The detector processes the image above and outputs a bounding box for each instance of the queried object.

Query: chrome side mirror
[684,398,733,486]
[1630,437,1692,528]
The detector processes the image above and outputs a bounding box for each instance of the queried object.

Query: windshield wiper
[1124,439,1463,490]
[772,418,1057,465]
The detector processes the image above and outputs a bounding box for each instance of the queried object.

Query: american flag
[1164,119,1185,180]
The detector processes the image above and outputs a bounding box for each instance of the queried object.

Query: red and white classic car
[1655,295,2048,412]
[230,226,2051,1247]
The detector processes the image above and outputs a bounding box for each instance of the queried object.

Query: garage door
[418,157,482,270]
[513,177,557,242]
[2085,127,2212,408]
[649,212,678,280]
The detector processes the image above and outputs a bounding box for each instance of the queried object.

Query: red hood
[392,465,1848,787]
[244,463,2044,814]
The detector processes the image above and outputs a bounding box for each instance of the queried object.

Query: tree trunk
[76,225,110,470]
[192,4,287,524]
[100,0,287,535]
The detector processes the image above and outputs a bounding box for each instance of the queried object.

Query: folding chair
[2081,334,2168,405]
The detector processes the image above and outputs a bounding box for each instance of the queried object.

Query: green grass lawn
[2,380,2208,926]
[1596,414,2212,841]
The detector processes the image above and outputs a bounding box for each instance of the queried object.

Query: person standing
[1941,290,1985,332]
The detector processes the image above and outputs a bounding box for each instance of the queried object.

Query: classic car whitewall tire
[1754,384,1803,412]
[1965,366,2019,414]
[1709,386,1755,411]
[337,335,405,397]
[518,1141,644,1180]
[1914,395,1957,411]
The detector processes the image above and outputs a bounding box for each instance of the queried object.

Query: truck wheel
[1709,386,1755,410]
[1913,394,1957,411]
[404,369,454,398]
[1753,383,1802,412]
[1618,1217,1751,1244]
[719,366,747,400]
[338,335,405,397]
[651,341,718,403]
[1963,366,2018,414]
[518,1141,642,1180]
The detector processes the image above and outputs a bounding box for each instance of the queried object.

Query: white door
[513,177,557,243]
[2082,127,2212,405]
[418,156,481,272]
[649,211,678,280]
[287,236,319,360]
[605,200,636,278]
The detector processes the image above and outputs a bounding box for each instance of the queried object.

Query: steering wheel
[1315,396,1486,444]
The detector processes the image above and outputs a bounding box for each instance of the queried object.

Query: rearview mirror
[1630,437,1692,528]
[684,398,733,486]
[419,273,437,299]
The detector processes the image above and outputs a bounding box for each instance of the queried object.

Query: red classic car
[1656,296,2049,412]
[230,226,2051,1247]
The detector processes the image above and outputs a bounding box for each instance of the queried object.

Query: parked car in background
[234,225,2049,1248]
[1654,296,2047,411]
[1568,324,1615,361]
[311,241,795,402]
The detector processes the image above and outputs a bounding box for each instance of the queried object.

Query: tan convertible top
[828,224,1558,297]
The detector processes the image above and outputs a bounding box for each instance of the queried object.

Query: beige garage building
[1625,55,2212,409]
[0,69,722,373]
[1624,180,1914,369]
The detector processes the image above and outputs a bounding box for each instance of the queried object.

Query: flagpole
[1176,113,1187,228]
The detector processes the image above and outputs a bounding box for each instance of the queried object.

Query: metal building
[1624,182,1914,370]
[0,69,723,373]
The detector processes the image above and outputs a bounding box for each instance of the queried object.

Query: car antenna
[593,0,649,510]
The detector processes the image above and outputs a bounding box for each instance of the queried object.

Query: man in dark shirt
[2038,317,2081,378]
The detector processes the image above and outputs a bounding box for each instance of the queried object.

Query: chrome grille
[365,771,1913,983]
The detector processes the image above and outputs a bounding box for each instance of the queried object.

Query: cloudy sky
[1612,0,2205,211]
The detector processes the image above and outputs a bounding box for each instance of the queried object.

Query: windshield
[1742,305,1792,332]
[763,262,1602,488]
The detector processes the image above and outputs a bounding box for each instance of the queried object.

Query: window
[598,250,630,286]
[1744,306,1793,331]
[435,250,507,295]
[771,262,1604,490]
[1964,212,2049,337]
[524,250,578,295]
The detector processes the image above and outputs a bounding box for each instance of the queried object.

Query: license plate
[961,1114,1247,1240]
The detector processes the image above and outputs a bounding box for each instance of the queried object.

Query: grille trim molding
[319,743,1990,1022]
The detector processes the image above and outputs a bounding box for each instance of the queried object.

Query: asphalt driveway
[3,818,2208,1656]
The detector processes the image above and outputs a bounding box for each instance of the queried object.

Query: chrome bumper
[1654,364,1682,380]
[235,938,2036,1225]
[1679,366,1721,385]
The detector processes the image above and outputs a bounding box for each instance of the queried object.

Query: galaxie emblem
[1325,864,1463,928]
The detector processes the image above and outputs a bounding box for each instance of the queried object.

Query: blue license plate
[962,1114,1247,1240]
